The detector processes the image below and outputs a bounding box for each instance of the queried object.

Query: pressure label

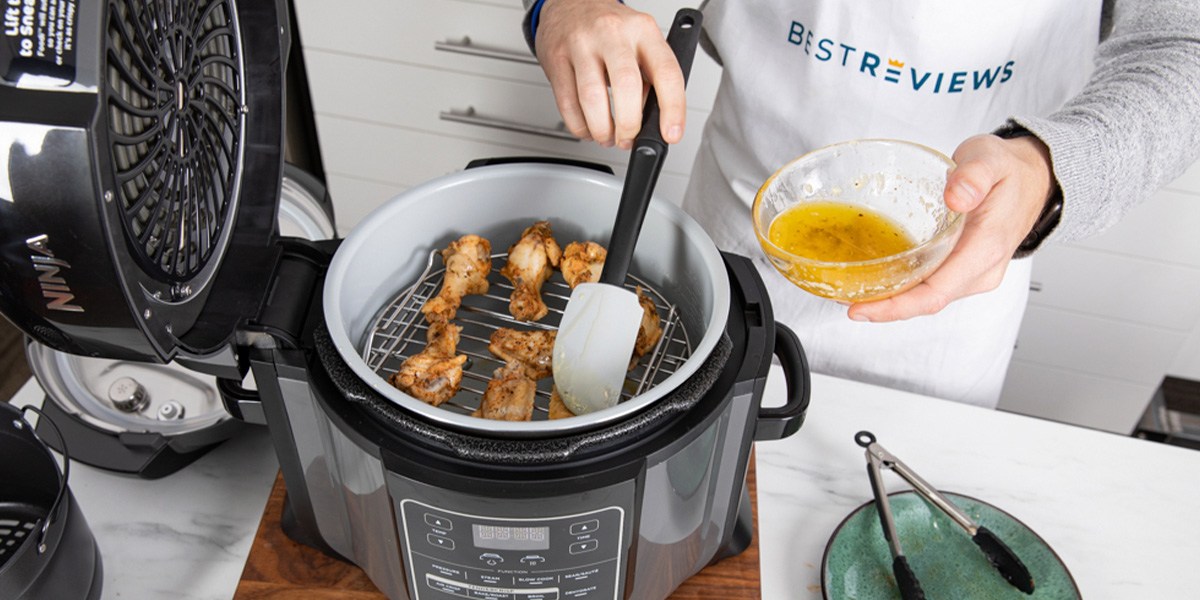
[2,0,78,86]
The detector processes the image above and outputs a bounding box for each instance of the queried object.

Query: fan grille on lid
[362,250,693,420]
[104,0,245,281]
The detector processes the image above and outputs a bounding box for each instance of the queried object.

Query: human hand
[535,0,687,149]
[846,134,1055,322]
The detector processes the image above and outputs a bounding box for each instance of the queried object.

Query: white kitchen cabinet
[317,114,694,231]
[998,168,1200,434]
[292,0,719,234]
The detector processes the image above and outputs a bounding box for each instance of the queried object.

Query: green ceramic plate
[822,491,1079,600]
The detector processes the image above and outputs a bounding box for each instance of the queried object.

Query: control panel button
[516,575,558,587]
[518,592,559,600]
[427,574,471,596]
[568,540,599,555]
[519,555,546,566]
[469,589,513,600]
[568,519,600,535]
[425,513,454,530]
[473,573,508,586]
[427,533,455,550]
[563,567,600,583]
[479,552,504,566]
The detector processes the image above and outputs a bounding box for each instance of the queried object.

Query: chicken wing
[560,241,607,289]
[548,386,576,420]
[389,321,467,406]
[489,327,556,380]
[633,286,664,359]
[473,361,537,421]
[422,234,492,323]
[500,221,562,322]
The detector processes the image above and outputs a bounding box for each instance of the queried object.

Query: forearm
[1013,0,1200,243]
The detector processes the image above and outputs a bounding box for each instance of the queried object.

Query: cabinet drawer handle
[435,37,539,65]
[440,107,579,141]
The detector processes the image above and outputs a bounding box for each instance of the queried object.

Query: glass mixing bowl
[752,139,965,303]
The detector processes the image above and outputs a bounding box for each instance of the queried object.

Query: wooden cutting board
[235,460,762,599]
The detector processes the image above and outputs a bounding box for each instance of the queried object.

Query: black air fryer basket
[0,403,101,600]
[0,0,290,364]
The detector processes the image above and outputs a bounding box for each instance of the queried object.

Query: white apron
[684,1,1101,407]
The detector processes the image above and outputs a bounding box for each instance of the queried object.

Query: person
[521,0,1200,407]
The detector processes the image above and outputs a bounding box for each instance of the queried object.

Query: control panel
[399,499,625,600]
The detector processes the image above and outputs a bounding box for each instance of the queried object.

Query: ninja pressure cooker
[0,2,811,599]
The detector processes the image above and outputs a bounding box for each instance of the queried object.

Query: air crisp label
[2,0,78,85]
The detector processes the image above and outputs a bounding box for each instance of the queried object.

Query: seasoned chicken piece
[488,327,556,380]
[633,286,664,359]
[548,386,576,420]
[422,234,492,323]
[473,361,537,421]
[389,322,467,406]
[500,221,562,322]
[560,241,607,289]
[423,319,460,357]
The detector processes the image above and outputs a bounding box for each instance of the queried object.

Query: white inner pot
[323,163,730,436]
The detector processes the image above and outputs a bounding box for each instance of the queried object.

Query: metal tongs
[855,431,1035,599]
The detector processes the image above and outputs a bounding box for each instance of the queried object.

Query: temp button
[568,519,600,535]
[568,540,599,555]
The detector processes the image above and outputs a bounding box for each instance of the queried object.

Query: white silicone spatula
[553,9,703,416]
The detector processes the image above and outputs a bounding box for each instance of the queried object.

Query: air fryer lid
[22,166,335,438]
[323,163,731,437]
[0,0,289,362]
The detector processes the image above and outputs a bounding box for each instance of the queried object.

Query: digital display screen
[472,524,550,551]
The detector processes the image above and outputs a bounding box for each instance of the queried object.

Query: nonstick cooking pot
[324,161,731,438]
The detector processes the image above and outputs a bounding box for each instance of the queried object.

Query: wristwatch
[994,122,1063,258]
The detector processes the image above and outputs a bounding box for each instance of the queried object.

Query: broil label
[2,0,78,86]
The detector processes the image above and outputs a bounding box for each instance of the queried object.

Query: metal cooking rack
[362,250,692,419]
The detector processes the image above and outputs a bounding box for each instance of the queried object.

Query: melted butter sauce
[768,201,915,262]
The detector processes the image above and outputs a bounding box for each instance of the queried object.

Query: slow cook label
[2,0,78,86]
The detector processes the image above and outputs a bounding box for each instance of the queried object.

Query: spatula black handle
[600,9,703,285]
[635,9,703,149]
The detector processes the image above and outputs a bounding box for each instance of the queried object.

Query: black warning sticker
[2,0,78,86]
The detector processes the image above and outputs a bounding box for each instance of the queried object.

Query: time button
[425,513,454,530]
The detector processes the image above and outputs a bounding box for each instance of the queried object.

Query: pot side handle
[464,156,614,175]
[754,323,811,441]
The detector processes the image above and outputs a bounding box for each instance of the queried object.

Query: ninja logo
[27,234,84,313]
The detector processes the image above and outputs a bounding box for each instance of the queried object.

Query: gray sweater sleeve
[1012,0,1200,245]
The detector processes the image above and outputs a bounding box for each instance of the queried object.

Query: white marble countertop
[757,372,1200,599]
[10,379,280,600]
[10,369,1200,599]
